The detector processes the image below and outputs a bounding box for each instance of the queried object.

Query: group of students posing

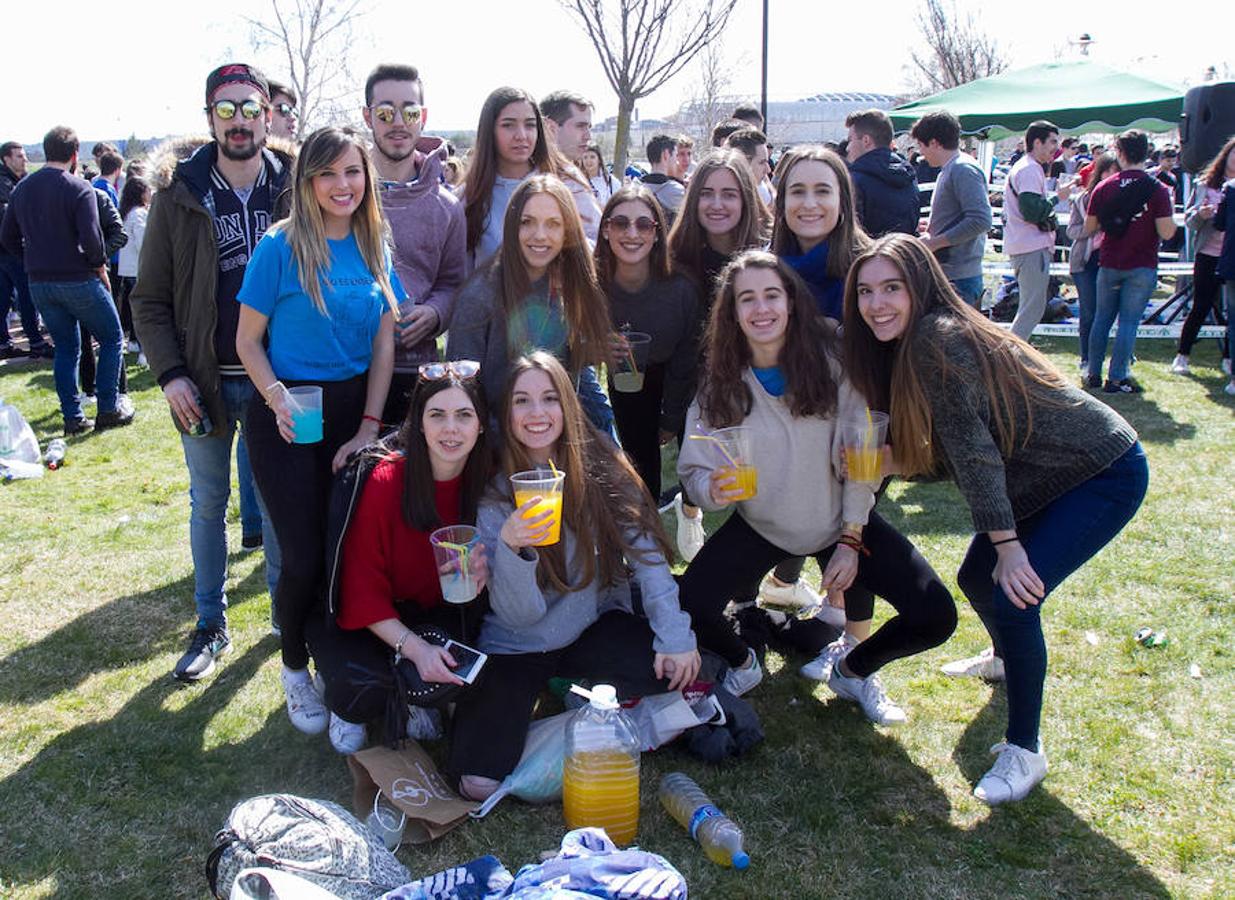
[224,85,1149,811]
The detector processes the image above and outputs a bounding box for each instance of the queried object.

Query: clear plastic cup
[430,525,481,604]
[286,385,323,445]
[510,468,566,546]
[710,426,757,501]
[839,412,889,484]
[611,332,652,393]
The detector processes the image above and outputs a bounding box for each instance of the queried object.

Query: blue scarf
[783,240,843,321]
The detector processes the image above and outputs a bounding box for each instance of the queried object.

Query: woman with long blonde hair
[237,126,401,735]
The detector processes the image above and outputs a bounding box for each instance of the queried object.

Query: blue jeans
[1089,266,1156,382]
[949,275,985,308]
[0,253,44,348]
[1072,254,1099,364]
[179,376,282,630]
[29,278,122,419]
[1226,282,1234,374]
[956,443,1149,750]
[235,432,263,538]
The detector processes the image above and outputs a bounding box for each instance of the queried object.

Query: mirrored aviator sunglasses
[372,103,423,126]
[208,99,265,121]
[419,360,480,382]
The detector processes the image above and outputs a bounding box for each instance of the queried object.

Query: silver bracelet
[393,628,414,659]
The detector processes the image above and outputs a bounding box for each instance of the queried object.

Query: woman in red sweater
[308,362,492,754]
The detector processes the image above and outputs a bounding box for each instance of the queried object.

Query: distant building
[764,93,902,144]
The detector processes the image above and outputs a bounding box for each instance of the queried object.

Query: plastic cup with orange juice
[707,426,757,501]
[510,468,565,546]
[840,411,889,484]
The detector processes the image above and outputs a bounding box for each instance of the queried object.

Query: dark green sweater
[910,312,1138,532]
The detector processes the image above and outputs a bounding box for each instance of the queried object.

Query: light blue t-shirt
[238,229,404,381]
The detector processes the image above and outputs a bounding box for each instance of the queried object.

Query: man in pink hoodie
[361,63,467,424]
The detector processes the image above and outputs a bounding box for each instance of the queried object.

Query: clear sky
[3,0,1228,145]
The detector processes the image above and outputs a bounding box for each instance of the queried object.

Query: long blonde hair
[274,126,398,317]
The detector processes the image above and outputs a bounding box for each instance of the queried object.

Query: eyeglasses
[606,215,657,235]
[207,99,265,120]
[370,103,423,126]
[419,360,480,381]
[274,102,297,118]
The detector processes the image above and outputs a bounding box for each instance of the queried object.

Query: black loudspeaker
[1180,82,1235,173]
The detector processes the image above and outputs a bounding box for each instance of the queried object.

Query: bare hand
[264,384,297,443]
[1057,181,1074,201]
[332,422,380,473]
[825,588,846,610]
[992,541,1045,609]
[655,649,701,692]
[96,265,111,293]
[396,305,439,348]
[500,496,555,550]
[820,544,858,594]
[163,376,203,432]
[708,468,744,506]
[404,634,465,685]
[609,332,631,356]
[1198,203,1216,220]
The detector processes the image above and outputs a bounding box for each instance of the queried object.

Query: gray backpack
[206,794,411,899]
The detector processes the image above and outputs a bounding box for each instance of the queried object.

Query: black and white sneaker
[1103,378,1143,394]
[173,626,231,682]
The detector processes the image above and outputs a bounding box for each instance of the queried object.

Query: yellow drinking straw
[864,407,874,450]
[437,539,471,573]
[625,345,640,377]
[688,433,738,468]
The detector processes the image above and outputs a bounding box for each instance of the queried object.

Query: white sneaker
[1226,382,1235,396]
[405,705,444,741]
[758,575,822,617]
[721,649,763,697]
[826,665,907,725]
[940,647,1005,682]
[974,741,1048,805]
[281,667,328,734]
[1223,358,1232,376]
[800,632,858,682]
[672,492,706,562]
[1169,354,1190,375]
[328,713,366,754]
[816,599,847,629]
[1077,358,1088,372]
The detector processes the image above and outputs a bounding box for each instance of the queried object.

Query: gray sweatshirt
[475,487,697,656]
[926,152,992,281]
[678,367,875,555]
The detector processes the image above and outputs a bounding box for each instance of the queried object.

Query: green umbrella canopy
[889,60,1184,140]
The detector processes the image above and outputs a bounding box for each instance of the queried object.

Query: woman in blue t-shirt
[236,126,401,736]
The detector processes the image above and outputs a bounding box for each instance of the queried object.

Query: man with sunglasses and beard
[131,64,292,683]
[360,63,466,425]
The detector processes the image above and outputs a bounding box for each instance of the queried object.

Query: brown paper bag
[348,742,478,844]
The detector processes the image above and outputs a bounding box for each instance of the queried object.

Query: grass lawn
[1,337,1232,899]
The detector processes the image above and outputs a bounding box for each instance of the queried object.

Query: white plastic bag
[472,711,572,817]
[0,399,40,465]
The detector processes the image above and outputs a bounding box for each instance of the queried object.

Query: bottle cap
[589,684,619,710]
[732,851,750,870]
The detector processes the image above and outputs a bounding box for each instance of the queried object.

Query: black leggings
[245,374,368,669]
[446,611,671,781]
[1178,253,1229,357]
[610,362,666,500]
[678,511,956,676]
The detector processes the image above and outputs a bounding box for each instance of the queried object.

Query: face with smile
[856,255,914,342]
[697,167,742,239]
[518,193,566,279]
[509,368,563,461]
[495,100,538,173]
[734,266,790,359]
[581,149,601,179]
[783,159,841,252]
[313,144,366,233]
[422,385,480,478]
[603,199,658,267]
[1030,131,1060,164]
[364,79,425,164]
[208,83,270,162]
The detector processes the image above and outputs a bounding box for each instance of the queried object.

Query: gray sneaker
[721,649,763,697]
[173,626,231,683]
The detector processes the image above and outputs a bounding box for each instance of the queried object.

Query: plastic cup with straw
[689,425,756,500]
[839,409,888,483]
[611,332,651,393]
[511,461,565,546]
[430,525,481,604]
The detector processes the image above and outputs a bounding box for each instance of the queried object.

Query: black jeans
[678,511,956,676]
[446,611,671,781]
[118,275,137,341]
[1178,253,1229,357]
[609,362,667,500]
[245,374,368,669]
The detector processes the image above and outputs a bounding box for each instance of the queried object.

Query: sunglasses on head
[419,360,480,381]
[606,214,657,235]
[207,99,265,120]
[371,103,423,126]
[274,102,297,118]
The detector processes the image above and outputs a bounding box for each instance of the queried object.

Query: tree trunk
[612,95,635,175]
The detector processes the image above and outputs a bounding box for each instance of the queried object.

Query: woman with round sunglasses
[447,175,615,435]
[237,127,402,737]
[595,185,700,500]
[843,234,1146,803]
[308,361,492,755]
[447,351,699,801]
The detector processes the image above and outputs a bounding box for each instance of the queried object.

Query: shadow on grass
[0,558,270,706]
[1106,394,1196,446]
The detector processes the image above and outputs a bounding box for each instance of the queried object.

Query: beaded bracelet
[837,534,870,556]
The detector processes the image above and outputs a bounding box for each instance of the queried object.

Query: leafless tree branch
[904,0,1008,96]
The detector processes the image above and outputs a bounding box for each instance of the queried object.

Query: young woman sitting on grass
[308,364,491,755]
[447,351,700,801]
[843,233,1148,804]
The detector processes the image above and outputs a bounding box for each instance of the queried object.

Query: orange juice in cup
[511,468,565,546]
[840,411,889,484]
[719,463,758,500]
[711,426,756,501]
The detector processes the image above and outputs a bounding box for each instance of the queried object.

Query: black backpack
[1097,176,1159,239]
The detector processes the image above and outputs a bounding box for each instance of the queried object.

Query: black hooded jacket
[849,148,921,237]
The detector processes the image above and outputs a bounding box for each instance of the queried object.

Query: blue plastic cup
[287,385,323,444]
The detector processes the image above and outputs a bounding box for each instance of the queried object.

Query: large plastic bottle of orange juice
[562,684,641,845]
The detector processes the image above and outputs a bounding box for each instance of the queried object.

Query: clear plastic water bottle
[659,772,750,869]
[43,439,67,469]
[563,683,641,845]
[365,792,405,851]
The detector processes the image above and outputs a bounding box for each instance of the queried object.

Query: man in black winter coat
[845,109,921,237]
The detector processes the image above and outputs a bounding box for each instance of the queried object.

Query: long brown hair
[498,352,674,592]
[594,185,671,291]
[494,174,612,369]
[1202,137,1235,190]
[698,250,840,427]
[1085,152,1118,190]
[771,145,870,280]
[842,234,1069,476]
[668,149,767,290]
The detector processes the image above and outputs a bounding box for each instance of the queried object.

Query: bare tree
[562,0,739,172]
[246,0,367,135]
[906,0,1008,96]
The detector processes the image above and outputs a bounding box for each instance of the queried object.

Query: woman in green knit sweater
[843,233,1149,806]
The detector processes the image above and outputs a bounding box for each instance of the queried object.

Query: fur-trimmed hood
[144,134,298,193]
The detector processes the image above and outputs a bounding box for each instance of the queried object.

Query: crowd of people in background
[3,58,1233,813]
